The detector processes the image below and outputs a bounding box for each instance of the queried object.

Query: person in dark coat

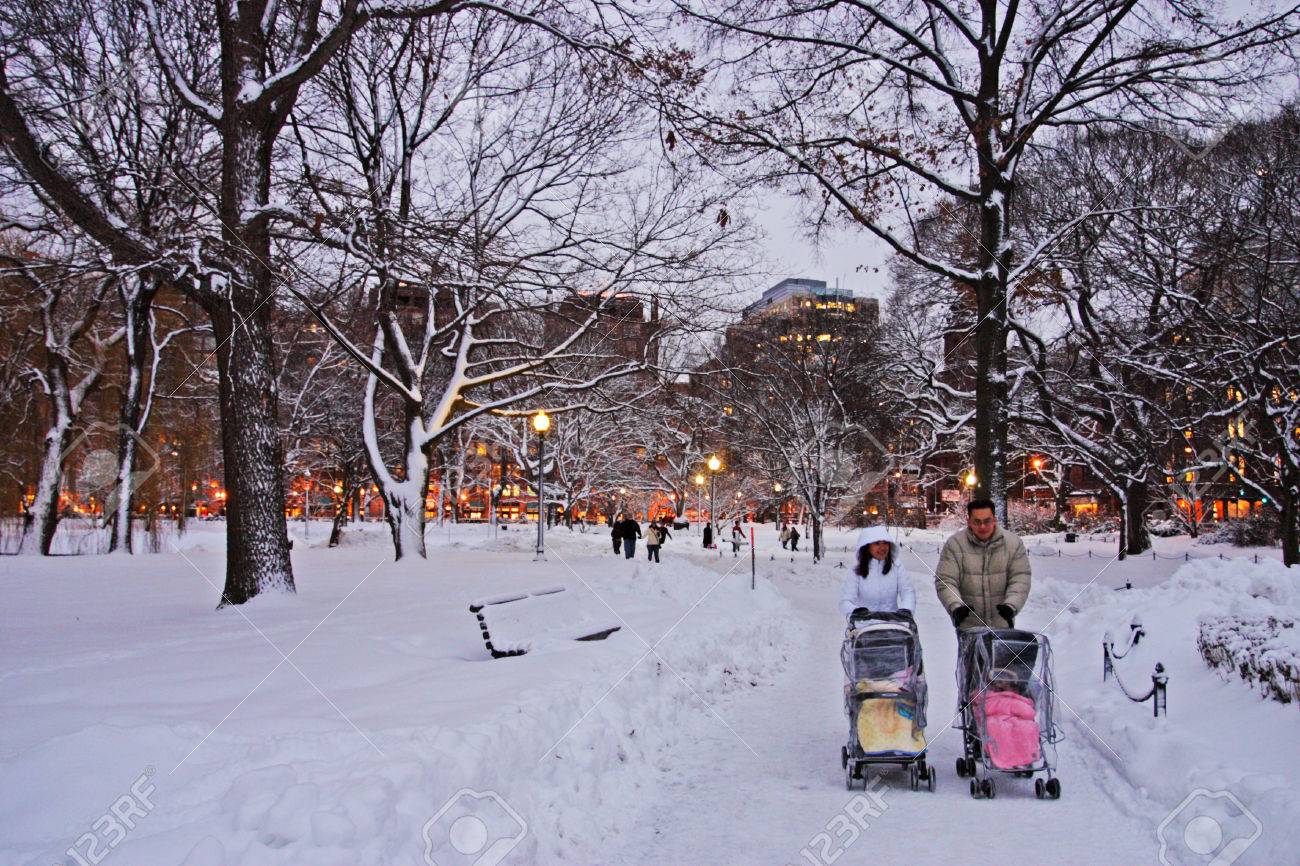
[789,524,801,551]
[611,512,623,555]
[702,521,713,549]
[618,514,642,559]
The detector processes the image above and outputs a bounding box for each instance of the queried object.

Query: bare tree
[290,25,743,559]
[638,0,1300,521]
[0,245,123,554]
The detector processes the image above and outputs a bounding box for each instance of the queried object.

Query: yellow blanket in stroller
[849,680,927,755]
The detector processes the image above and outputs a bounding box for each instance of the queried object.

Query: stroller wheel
[1035,778,1046,799]
[927,767,937,793]
[909,765,919,791]
[845,763,856,790]
[1046,778,1062,800]
[955,758,967,778]
[841,746,848,769]
[982,778,996,799]
[969,778,980,799]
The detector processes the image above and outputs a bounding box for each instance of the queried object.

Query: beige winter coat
[934,527,1032,629]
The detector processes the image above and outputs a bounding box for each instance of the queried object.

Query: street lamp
[303,469,312,538]
[533,410,550,560]
[694,473,705,533]
[964,470,978,489]
[707,454,722,534]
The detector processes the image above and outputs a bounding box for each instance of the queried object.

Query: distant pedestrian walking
[730,521,745,556]
[618,514,642,559]
[646,520,672,563]
[779,523,791,549]
[611,513,624,555]
[789,525,801,552]
[703,522,713,549]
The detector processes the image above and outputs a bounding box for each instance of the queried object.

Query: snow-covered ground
[2,520,1295,865]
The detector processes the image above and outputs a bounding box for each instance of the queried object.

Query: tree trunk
[1282,473,1298,567]
[1123,478,1154,553]
[108,275,157,553]
[19,423,71,555]
[210,301,295,605]
[328,493,348,548]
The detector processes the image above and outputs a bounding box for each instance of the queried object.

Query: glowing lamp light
[694,474,705,486]
[707,455,722,472]
[964,471,978,488]
[1031,457,1044,471]
[532,410,550,435]
[333,482,343,494]
[773,482,783,493]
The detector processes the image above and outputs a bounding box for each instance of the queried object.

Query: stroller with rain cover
[955,627,1063,799]
[839,610,935,792]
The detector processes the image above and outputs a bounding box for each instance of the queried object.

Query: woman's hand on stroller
[850,606,872,620]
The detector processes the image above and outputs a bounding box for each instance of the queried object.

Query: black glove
[996,604,1017,628]
[951,605,972,628]
[851,607,872,619]
[897,608,913,619]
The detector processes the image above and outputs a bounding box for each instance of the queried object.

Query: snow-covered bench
[469,585,622,659]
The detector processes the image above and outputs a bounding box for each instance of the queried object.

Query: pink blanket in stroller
[975,691,1041,769]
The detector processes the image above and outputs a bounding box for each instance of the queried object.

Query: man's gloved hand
[897,608,913,619]
[996,604,1017,628]
[951,605,972,628]
[851,607,872,619]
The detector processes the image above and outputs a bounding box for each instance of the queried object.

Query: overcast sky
[744,196,895,309]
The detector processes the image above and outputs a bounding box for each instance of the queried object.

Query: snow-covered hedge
[1198,614,1300,706]
[1197,511,1280,547]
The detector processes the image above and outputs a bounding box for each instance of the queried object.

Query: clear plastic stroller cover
[841,618,928,738]
[958,628,1061,771]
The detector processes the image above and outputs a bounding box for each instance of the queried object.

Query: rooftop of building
[742,277,859,318]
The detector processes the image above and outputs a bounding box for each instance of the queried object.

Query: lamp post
[303,469,311,538]
[694,473,705,533]
[533,410,550,560]
[707,454,722,535]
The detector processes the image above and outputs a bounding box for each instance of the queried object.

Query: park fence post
[1152,663,1168,717]
[750,528,756,589]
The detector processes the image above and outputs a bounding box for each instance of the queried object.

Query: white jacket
[839,526,915,617]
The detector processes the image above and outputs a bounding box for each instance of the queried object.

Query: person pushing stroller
[935,498,1032,634]
[840,525,915,620]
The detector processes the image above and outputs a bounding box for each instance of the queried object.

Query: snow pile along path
[1048,557,1300,866]
[0,533,797,866]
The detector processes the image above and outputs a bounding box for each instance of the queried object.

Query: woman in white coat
[839,525,915,618]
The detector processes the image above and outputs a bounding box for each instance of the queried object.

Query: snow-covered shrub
[1007,501,1056,534]
[1197,614,1300,705]
[1146,518,1183,538]
[1197,511,1280,547]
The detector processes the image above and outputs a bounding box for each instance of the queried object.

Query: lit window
[816,334,831,342]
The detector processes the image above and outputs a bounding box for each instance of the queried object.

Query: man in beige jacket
[935,498,1032,630]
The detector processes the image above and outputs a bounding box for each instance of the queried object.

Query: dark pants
[624,538,637,558]
[647,544,660,562]
[612,537,621,554]
[790,538,799,551]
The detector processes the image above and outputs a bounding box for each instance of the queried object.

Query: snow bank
[1047,557,1300,865]
[1,544,796,866]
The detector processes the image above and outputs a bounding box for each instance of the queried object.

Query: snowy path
[606,549,1154,866]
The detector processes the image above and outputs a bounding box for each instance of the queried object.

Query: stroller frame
[954,627,1063,800]
[839,611,936,793]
